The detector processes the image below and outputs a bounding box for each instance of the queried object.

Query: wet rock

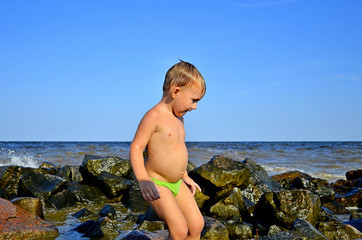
[18,171,67,201]
[98,171,132,198]
[322,200,351,215]
[39,162,58,169]
[83,217,120,239]
[291,218,328,240]
[0,165,33,199]
[137,220,166,232]
[46,190,77,209]
[139,207,161,223]
[343,217,362,233]
[209,187,250,223]
[0,198,59,239]
[335,188,362,208]
[272,171,334,203]
[10,197,44,219]
[253,189,321,229]
[73,208,96,219]
[127,176,150,212]
[189,155,251,195]
[80,155,131,184]
[259,230,301,240]
[56,165,83,182]
[346,169,362,181]
[66,181,107,203]
[99,204,117,220]
[225,222,252,240]
[318,219,362,240]
[194,190,210,209]
[119,229,169,240]
[350,212,362,220]
[201,216,229,240]
[73,219,97,233]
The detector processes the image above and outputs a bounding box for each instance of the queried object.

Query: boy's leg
[149,185,188,240]
[175,181,205,240]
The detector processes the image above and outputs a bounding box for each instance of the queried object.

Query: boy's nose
[191,102,197,110]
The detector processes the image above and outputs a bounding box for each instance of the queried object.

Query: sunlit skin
[130,84,205,240]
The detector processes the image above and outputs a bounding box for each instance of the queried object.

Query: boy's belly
[145,148,188,183]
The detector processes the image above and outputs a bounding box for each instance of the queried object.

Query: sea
[1,141,361,182]
[1,141,361,239]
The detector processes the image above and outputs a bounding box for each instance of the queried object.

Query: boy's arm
[182,171,202,195]
[130,110,160,201]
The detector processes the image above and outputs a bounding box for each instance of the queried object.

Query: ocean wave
[0,148,39,168]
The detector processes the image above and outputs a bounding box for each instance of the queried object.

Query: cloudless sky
[1,0,361,141]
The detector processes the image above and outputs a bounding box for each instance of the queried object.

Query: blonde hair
[163,60,206,96]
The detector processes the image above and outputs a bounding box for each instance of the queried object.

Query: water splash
[0,148,39,168]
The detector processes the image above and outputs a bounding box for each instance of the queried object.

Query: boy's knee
[189,216,205,235]
[169,225,188,240]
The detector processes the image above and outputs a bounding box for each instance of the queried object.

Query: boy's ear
[172,87,181,98]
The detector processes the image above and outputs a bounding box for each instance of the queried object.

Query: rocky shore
[0,154,361,239]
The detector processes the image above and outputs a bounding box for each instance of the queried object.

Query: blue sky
[1,0,361,141]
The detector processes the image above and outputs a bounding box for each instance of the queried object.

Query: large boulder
[0,166,33,199]
[334,188,362,208]
[56,165,83,182]
[272,171,334,203]
[66,181,107,203]
[209,188,250,223]
[97,171,132,198]
[346,169,362,181]
[10,197,44,219]
[80,155,131,183]
[201,216,229,240]
[18,171,68,201]
[46,190,77,209]
[318,219,362,240]
[225,222,253,240]
[253,189,321,229]
[189,155,251,195]
[0,198,59,239]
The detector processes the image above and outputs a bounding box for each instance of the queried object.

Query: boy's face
[172,86,204,117]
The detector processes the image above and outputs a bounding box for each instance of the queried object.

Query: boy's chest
[158,118,185,141]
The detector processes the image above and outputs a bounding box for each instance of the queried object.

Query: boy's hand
[138,179,160,202]
[182,175,202,195]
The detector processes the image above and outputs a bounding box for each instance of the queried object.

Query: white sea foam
[0,149,39,168]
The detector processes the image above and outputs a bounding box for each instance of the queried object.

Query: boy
[130,60,206,240]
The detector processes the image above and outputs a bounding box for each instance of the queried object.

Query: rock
[66,181,107,203]
[291,218,328,240]
[0,198,59,239]
[56,165,83,182]
[201,216,229,240]
[72,208,96,219]
[137,220,166,232]
[18,171,67,201]
[318,219,362,240]
[225,222,253,240]
[253,189,321,229]
[209,187,250,223]
[350,212,362,220]
[83,217,120,239]
[80,155,131,183]
[119,229,169,240]
[335,188,362,208]
[99,204,117,220]
[127,176,150,212]
[98,171,132,198]
[322,200,351,215]
[194,190,211,210]
[189,155,251,195]
[10,197,44,219]
[346,169,362,181]
[139,207,161,223]
[39,162,58,169]
[259,230,301,240]
[343,217,362,233]
[272,171,334,203]
[0,166,33,199]
[46,190,77,209]
[73,220,97,234]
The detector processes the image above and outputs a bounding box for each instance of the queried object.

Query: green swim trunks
[151,178,182,197]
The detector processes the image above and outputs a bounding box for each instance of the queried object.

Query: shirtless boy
[130,61,206,240]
